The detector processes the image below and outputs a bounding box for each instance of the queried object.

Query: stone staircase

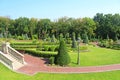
[6,54,25,70]
[0,42,26,70]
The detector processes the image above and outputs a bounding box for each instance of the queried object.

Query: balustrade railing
[0,51,13,69]
[7,46,25,64]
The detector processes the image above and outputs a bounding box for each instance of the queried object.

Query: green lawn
[69,45,120,66]
[0,63,120,80]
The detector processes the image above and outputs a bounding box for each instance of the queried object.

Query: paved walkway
[17,54,120,75]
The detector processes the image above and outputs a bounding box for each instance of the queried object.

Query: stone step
[3,54,24,70]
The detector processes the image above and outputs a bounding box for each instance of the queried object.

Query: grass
[69,45,120,66]
[0,63,120,80]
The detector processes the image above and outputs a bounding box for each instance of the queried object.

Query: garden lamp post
[77,38,80,65]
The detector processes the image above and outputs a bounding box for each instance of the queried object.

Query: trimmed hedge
[11,45,37,48]
[25,50,57,58]
[11,43,37,45]
[43,42,59,45]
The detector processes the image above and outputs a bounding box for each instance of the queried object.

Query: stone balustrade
[0,51,13,69]
[7,46,25,64]
[0,42,25,70]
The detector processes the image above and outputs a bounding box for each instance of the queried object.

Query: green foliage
[94,13,120,39]
[32,39,37,44]
[80,46,88,51]
[55,39,71,66]
[36,42,43,51]
[17,36,23,40]
[22,34,29,40]
[111,44,120,50]
[48,46,56,52]
[71,32,77,48]
[42,45,58,52]
[0,14,120,41]
[66,38,72,44]
[114,34,118,41]
[107,34,109,40]
[51,34,56,42]
[59,33,63,40]
[49,57,55,65]
[98,39,113,48]
[43,46,49,51]
[0,33,4,38]
[32,34,38,40]
[55,46,59,51]
[25,49,56,58]
[82,33,89,44]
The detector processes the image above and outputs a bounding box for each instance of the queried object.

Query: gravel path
[17,54,120,75]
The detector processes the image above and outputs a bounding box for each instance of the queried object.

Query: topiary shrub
[82,33,89,44]
[71,32,77,48]
[49,57,55,65]
[55,39,71,66]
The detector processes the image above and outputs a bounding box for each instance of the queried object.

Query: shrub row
[42,45,59,52]
[43,42,59,45]
[25,49,57,58]
[98,39,113,48]
[111,44,120,50]
[11,45,37,48]
[11,43,37,45]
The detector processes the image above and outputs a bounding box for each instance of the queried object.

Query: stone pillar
[1,42,10,54]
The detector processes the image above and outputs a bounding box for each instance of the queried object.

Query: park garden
[0,13,120,80]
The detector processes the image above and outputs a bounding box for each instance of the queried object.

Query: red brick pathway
[17,54,120,75]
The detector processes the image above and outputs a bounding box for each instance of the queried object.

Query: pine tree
[55,39,71,66]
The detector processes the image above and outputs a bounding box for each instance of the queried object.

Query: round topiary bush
[55,39,71,66]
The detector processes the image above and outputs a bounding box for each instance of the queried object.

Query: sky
[0,0,120,20]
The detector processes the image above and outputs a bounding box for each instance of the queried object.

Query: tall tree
[29,18,37,39]
[14,17,29,35]
[37,19,51,39]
